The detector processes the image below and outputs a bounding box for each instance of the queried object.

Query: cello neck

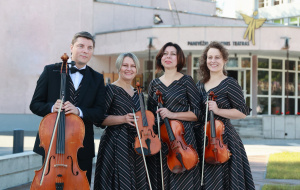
[56,55,68,154]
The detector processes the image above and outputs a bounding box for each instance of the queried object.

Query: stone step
[239,134,264,138]
[231,120,262,125]
[235,128,263,134]
[233,124,263,129]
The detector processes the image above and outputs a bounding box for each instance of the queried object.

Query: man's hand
[64,101,79,115]
[53,99,63,112]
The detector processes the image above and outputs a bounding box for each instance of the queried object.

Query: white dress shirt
[51,64,85,118]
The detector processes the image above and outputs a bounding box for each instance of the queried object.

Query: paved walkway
[245,142,300,189]
[3,139,300,190]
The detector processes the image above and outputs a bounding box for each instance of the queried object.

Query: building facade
[1,0,300,117]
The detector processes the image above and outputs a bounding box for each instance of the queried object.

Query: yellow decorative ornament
[241,11,266,45]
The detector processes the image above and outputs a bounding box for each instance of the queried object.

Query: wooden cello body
[30,54,90,190]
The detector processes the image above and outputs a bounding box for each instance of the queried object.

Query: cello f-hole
[45,156,55,176]
[67,156,79,176]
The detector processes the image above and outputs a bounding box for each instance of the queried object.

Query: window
[285,72,295,96]
[271,72,282,95]
[257,97,268,114]
[271,98,282,115]
[242,58,251,68]
[274,0,283,5]
[259,0,265,7]
[258,71,269,95]
[290,17,300,26]
[274,19,283,24]
[258,58,269,68]
[227,57,238,67]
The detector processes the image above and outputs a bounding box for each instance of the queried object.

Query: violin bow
[40,96,64,186]
[156,106,165,190]
[132,108,152,190]
[201,95,209,186]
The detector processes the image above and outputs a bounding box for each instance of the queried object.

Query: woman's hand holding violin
[207,100,220,115]
[156,108,175,119]
[123,113,139,127]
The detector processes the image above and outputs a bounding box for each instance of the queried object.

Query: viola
[156,90,199,174]
[203,91,231,165]
[134,82,161,156]
[30,54,90,189]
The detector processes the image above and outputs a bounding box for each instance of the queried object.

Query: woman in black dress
[94,53,150,190]
[195,41,255,189]
[147,42,202,190]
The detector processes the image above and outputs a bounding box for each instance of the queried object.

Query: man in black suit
[30,31,105,184]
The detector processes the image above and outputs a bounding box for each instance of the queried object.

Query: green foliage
[262,184,300,190]
[266,152,300,179]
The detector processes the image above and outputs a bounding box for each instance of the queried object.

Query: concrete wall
[0,152,41,189]
[0,0,94,114]
[263,116,300,139]
[94,26,300,55]
[93,2,246,34]
[96,0,216,15]
[0,151,98,189]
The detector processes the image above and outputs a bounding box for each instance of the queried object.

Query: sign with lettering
[187,41,250,46]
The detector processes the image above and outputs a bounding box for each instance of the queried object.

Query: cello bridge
[54,164,68,168]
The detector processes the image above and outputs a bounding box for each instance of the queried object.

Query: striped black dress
[194,77,255,190]
[94,84,150,190]
[147,75,202,190]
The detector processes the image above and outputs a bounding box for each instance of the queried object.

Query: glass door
[227,70,247,99]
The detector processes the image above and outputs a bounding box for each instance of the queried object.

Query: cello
[156,89,199,174]
[30,54,90,190]
[201,91,232,186]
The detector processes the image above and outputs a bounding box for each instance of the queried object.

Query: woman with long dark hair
[195,41,255,189]
[147,42,202,190]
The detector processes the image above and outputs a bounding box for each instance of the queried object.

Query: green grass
[262,184,300,190]
[266,152,300,179]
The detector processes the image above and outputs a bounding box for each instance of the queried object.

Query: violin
[30,54,90,189]
[203,91,231,165]
[156,90,199,174]
[134,82,161,156]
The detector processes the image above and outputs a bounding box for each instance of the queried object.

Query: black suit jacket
[30,64,106,160]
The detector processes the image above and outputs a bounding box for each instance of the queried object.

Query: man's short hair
[72,31,95,48]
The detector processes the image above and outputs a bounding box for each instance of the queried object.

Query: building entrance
[227,70,247,98]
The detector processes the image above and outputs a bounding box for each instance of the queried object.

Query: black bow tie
[70,67,86,75]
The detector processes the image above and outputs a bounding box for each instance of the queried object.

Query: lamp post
[145,37,156,91]
[281,37,291,114]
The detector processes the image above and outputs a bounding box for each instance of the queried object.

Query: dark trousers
[42,156,93,185]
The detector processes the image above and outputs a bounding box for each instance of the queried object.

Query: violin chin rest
[171,165,186,174]
[205,157,221,165]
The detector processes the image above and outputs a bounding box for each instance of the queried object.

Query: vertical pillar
[13,129,24,153]
[187,52,192,76]
[252,55,258,116]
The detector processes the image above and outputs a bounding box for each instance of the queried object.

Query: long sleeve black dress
[195,77,255,190]
[94,84,150,190]
[147,75,202,190]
